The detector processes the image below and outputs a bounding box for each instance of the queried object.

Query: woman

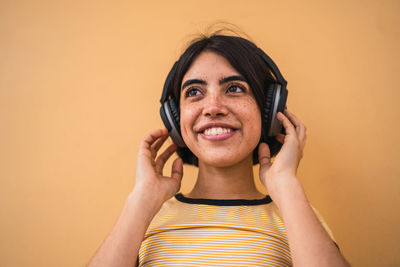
[88,34,350,266]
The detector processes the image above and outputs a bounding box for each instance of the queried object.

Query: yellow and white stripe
[138,194,334,266]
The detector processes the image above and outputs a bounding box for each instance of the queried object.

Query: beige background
[1,0,399,266]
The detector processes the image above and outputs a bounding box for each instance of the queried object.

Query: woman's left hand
[258,109,307,201]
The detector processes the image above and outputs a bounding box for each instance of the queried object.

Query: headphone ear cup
[168,98,180,128]
[160,98,186,148]
[263,83,288,138]
[260,83,284,159]
[263,83,277,138]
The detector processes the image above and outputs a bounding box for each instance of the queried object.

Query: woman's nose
[202,94,228,117]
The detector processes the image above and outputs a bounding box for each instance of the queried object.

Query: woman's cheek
[180,105,198,143]
[243,101,262,145]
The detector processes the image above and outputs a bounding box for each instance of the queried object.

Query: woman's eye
[227,85,245,93]
[185,88,202,98]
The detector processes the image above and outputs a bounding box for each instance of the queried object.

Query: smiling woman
[88,32,350,267]
[179,51,262,169]
[164,35,283,166]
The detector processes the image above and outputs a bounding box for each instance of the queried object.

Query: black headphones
[160,39,288,148]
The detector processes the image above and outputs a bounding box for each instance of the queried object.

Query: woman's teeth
[204,127,232,136]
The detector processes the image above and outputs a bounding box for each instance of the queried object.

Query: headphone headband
[160,61,178,104]
[160,43,287,104]
[256,48,287,88]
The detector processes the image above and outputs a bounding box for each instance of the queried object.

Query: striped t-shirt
[138,193,335,266]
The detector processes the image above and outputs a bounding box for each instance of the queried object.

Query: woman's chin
[197,152,253,168]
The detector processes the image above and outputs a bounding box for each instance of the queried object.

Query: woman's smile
[199,125,237,141]
[196,122,238,141]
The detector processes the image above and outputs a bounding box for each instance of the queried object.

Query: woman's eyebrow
[219,75,247,84]
[181,75,247,91]
[181,79,206,91]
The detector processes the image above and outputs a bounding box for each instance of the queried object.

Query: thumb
[171,157,183,183]
[258,143,272,169]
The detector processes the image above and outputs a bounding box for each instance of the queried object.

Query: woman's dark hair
[166,34,283,166]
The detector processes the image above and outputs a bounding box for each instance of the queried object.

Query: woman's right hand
[132,128,183,206]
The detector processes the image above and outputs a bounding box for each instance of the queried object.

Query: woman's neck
[186,156,264,200]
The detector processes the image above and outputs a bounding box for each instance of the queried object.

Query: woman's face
[180,51,262,167]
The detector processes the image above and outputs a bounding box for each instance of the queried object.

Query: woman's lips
[199,129,237,141]
[196,122,238,133]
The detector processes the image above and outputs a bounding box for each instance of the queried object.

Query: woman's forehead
[181,51,241,84]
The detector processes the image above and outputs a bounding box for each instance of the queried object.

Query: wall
[0,0,399,266]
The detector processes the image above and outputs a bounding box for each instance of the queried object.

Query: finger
[139,128,168,158]
[140,128,168,150]
[258,143,272,167]
[280,110,307,156]
[284,109,306,141]
[150,133,169,158]
[155,144,178,174]
[277,111,297,137]
[171,157,183,182]
[274,133,285,144]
